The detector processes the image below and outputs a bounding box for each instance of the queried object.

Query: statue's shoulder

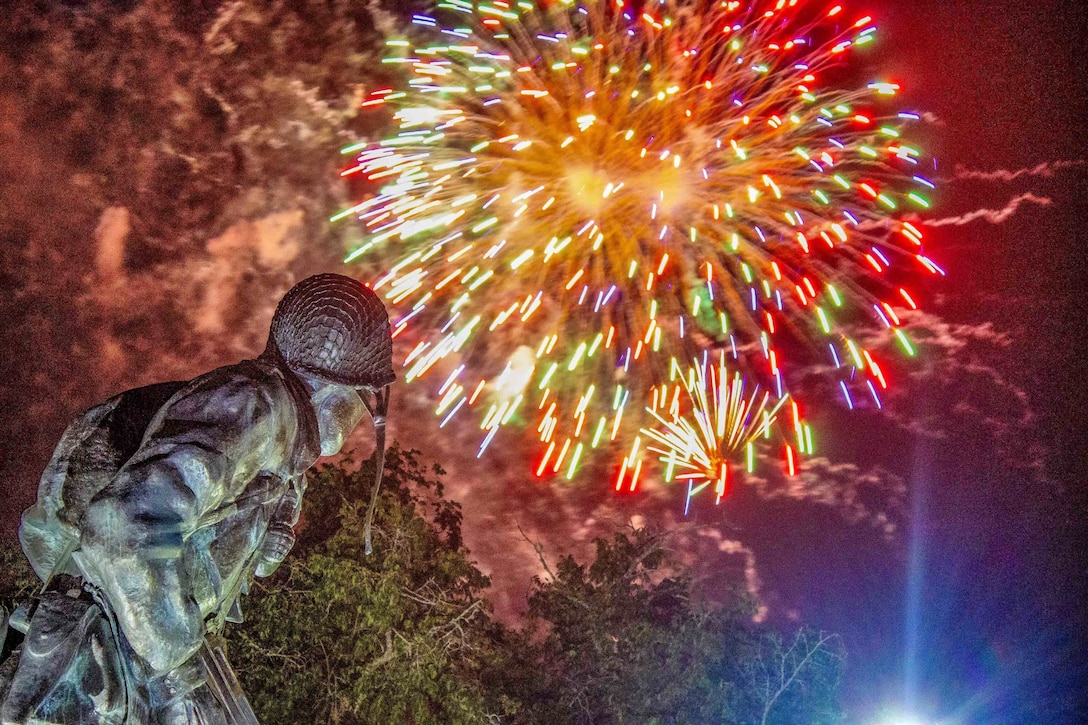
[162,360,300,427]
[186,359,283,392]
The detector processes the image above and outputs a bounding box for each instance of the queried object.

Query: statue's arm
[78,453,206,674]
[76,375,280,676]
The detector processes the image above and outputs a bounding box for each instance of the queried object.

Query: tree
[488,528,845,725]
[226,446,507,724]
[739,629,845,725]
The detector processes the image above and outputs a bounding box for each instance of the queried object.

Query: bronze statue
[1,274,393,724]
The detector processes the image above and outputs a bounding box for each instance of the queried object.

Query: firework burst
[641,355,801,509]
[339,0,939,483]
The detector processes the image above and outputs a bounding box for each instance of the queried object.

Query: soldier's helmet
[269,274,394,389]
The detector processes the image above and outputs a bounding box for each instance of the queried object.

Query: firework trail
[950,159,1085,183]
[926,192,1051,227]
[339,0,939,486]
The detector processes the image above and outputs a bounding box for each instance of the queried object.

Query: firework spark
[339,0,938,481]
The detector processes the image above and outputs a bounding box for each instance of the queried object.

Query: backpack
[19,381,187,584]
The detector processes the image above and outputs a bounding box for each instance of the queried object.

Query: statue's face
[308,382,367,456]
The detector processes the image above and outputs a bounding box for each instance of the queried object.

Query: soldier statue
[1,273,394,724]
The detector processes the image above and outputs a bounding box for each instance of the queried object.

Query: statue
[1,274,394,724]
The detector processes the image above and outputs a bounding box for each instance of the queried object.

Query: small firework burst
[641,355,803,507]
[338,0,939,481]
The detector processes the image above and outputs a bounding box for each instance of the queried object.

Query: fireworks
[641,355,801,510]
[339,0,939,485]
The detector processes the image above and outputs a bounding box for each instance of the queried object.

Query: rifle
[197,639,259,725]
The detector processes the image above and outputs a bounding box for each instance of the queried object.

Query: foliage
[488,528,844,725]
[0,541,36,614]
[227,446,504,724]
[0,537,38,686]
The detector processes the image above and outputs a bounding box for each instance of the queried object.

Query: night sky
[1,1,1085,723]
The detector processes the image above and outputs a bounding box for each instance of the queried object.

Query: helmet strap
[360,385,391,556]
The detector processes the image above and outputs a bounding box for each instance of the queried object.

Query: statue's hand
[245,472,289,507]
[254,522,295,577]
